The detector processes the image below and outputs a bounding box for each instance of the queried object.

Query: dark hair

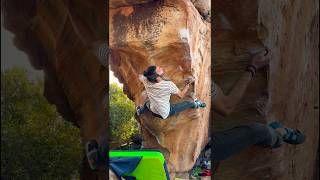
[143,65,159,83]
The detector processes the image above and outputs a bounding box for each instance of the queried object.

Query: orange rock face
[2,0,108,179]
[4,0,317,179]
[213,0,319,179]
[109,0,211,177]
[2,0,211,178]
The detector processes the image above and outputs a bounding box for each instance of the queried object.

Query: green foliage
[1,68,82,180]
[109,83,138,147]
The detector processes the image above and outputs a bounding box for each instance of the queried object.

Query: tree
[109,83,139,148]
[1,68,82,180]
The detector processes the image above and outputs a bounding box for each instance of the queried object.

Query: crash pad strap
[109,156,142,178]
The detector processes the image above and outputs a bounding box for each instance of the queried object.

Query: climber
[210,49,306,165]
[136,65,206,119]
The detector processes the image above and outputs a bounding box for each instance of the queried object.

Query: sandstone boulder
[191,0,211,22]
[2,0,108,179]
[2,0,211,178]
[110,0,154,8]
[109,0,211,177]
[213,0,319,179]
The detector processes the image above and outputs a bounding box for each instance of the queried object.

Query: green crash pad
[109,150,169,180]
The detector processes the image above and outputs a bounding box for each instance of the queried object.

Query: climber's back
[140,74,178,118]
[139,65,179,119]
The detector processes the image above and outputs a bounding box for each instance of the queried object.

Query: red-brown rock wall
[213,0,319,179]
[2,0,108,179]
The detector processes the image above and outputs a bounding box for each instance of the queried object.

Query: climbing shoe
[268,121,306,145]
[85,140,99,170]
[195,99,206,108]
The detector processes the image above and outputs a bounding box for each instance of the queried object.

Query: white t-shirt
[140,75,179,119]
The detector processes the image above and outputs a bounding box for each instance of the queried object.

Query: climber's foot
[194,99,206,108]
[268,121,306,145]
[85,140,99,170]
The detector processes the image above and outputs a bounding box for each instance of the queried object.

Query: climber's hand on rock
[251,49,271,69]
[185,77,195,85]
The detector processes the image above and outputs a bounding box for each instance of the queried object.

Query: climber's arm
[175,84,190,98]
[213,73,252,117]
[213,49,271,117]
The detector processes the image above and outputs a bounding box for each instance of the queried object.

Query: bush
[1,68,82,180]
[109,83,139,148]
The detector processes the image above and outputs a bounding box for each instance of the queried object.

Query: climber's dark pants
[212,122,283,162]
[168,101,196,117]
[140,100,195,119]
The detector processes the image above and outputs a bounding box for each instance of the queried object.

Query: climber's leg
[136,101,150,115]
[212,122,283,161]
[168,100,206,117]
[168,101,196,117]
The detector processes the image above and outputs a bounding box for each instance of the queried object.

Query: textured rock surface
[2,0,211,178]
[213,0,319,180]
[1,0,108,179]
[191,0,211,21]
[109,0,211,177]
[110,0,154,8]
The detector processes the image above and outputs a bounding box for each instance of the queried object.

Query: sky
[1,20,44,80]
[109,69,122,86]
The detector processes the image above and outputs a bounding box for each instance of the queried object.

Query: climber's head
[143,65,164,83]
[155,66,164,76]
